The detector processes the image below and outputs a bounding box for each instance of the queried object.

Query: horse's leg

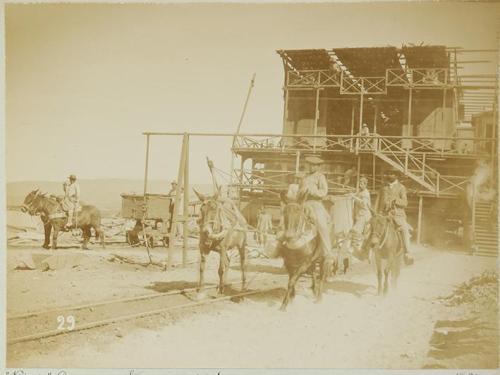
[383,266,390,295]
[310,262,318,295]
[43,221,51,249]
[198,250,208,292]
[52,225,60,250]
[280,260,313,311]
[238,240,247,291]
[82,226,90,250]
[217,247,228,295]
[343,257,350,274]
[94,226,106,249]
[376,255,383,296]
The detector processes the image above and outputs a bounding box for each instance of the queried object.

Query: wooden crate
[121,193,171,220]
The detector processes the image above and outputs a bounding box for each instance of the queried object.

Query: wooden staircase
[474,200,498,257]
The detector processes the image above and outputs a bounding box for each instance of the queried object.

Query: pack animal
[366,213,402,295]
[278,193,330,311]
[21,189,105,250]
[194,189,247,295]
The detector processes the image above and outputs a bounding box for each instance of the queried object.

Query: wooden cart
[120,193,172,247]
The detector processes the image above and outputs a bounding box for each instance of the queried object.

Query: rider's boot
[400,226,414,265]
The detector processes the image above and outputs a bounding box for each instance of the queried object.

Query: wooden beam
[182,135,190,268]
[417,195,423,245]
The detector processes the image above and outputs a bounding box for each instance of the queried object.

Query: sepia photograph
[3,1,500,371]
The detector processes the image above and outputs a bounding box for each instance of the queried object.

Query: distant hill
[7,179,214,216]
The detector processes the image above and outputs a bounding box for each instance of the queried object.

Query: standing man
[351,176,372,260]
[63,174,80,229]
[300,156,333,263]
[375,168,414,265]
[167,180,183,238]
[256,208,273,246]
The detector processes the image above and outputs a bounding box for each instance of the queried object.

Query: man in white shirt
[63,174,80,229]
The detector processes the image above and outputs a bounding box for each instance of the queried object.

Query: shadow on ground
[145,280,212,293]
[230,263,287,275]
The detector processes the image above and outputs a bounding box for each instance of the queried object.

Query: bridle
[199,199,224,239]
[370,215,391,249]
[22,190,42,215]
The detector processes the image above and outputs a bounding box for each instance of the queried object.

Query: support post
[142,134,152,262]
[313,88,320,153]
[182,135,190,267]
[356,91,364,154]
[295,151,301,173]
[167,133,188,270]
[408,86,413,132]
[372,153,376,191]
[417,195,423,245]
[356,155,361,192]
[350,102,355,151]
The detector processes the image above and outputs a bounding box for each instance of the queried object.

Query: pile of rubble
[440,270,498,308]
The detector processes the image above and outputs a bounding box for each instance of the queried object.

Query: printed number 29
[57,315,75,331]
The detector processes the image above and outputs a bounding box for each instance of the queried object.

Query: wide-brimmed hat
[68,174,77,180]
[305,155,324,165]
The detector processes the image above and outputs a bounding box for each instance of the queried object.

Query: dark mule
[21,189,105,250]
[366,214,402,295]
[194,189,247,295]
[278,193,329,311]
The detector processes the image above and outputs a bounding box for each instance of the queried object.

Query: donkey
[366,214,402,295]
[278,192,329,311]
[21,189,105,250]
[194,189,247,295]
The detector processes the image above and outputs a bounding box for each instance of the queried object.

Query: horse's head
[280,191,307,240]
[368,214,388,247]
[194,188,221,241]
[21,189,43,215]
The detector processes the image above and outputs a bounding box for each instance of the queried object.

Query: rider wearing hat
[299,155,333,262]
[374,168,414,265]
[63,174,80,229]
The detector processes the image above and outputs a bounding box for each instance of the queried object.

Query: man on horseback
[62,174,80,229]
[375,168,414,265]
[299,156,334,265]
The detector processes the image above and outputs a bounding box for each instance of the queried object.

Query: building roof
[277,45,450,76]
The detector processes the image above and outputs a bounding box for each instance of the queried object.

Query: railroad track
[7,274,285,345]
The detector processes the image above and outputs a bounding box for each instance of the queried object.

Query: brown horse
[21,189,105,250]
[194,189,247,295]
[366,214,402,295]
[278,193,329,311]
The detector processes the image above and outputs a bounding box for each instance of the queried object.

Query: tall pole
[233,74,256,144]
[182,135,190,268]
[142,134,152,263]
[167,133,188,270]
[143,135,150,196]
[231,74,256,197]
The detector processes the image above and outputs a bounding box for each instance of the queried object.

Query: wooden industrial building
[230,45,498,256]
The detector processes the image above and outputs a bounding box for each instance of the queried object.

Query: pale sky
[5,2,499,183]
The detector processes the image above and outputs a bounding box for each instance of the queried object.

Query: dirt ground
[7,243,499,369]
